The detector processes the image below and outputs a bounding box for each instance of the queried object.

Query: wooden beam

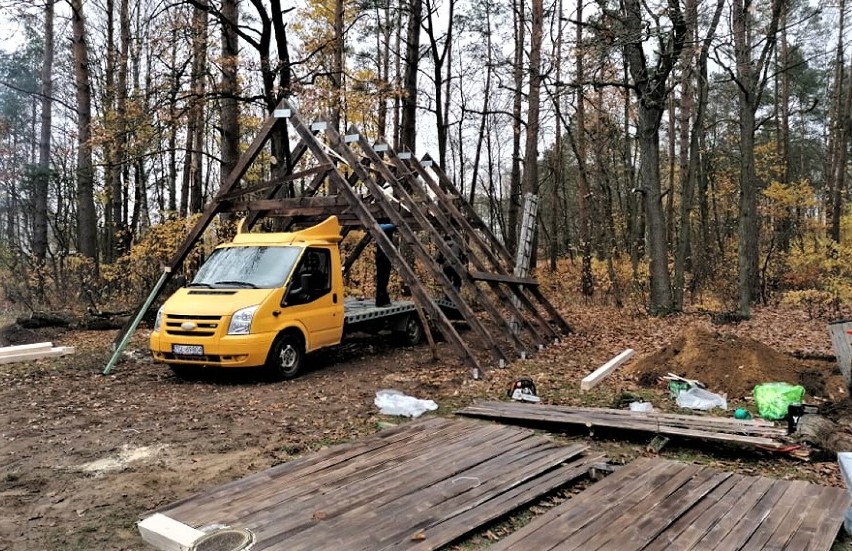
[0,342,53,357]
[0,346,74,365]
[420,154,572,335]
[219,163,333,201]
[351,132,510,366]
[401,154,560,342]
[370,143,528,359]
[580,349,636,391]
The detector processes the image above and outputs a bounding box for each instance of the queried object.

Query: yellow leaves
[780,289,836,320]
[761,179,816,221]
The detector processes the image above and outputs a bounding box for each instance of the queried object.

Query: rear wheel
[396,315,423,346]
[267,334,304,380]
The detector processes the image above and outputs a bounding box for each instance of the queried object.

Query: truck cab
[149,216,345,379]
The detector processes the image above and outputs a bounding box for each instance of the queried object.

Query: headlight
[228,305,259,335]
[153,306,164,332]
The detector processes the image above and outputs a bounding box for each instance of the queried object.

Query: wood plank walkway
[490,457,851,551]
[153,417,601,551]
[458,401,793,451]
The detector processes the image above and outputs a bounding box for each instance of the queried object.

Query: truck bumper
[149,331,277,368]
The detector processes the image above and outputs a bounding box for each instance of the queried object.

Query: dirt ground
[0,302,849,550]
[630,326,849,401]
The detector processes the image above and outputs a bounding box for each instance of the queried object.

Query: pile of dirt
[630,327,848,400]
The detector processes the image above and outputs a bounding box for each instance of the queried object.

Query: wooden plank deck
[489,458,851,551]
[457,401,792,451]
[150,417,598,551]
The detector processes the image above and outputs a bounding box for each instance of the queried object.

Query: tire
[396,315,423,346]
[267,334,304,380]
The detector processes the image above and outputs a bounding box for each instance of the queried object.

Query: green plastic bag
[753,382,805,420]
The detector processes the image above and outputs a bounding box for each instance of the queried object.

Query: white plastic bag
[676,387,727,411]
[629,401,653,412]
[374,389,438,418]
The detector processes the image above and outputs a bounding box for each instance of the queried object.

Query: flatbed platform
[343,297,460,326]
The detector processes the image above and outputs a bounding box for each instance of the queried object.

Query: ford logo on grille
[181,322,197,331]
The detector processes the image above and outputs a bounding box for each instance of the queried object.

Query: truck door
[283,247,344,349]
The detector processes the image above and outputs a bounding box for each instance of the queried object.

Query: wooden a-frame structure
[110,100,570,378]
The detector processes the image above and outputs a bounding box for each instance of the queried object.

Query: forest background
[0,0,849,320]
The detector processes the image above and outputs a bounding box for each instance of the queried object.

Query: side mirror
[300,273,312,291]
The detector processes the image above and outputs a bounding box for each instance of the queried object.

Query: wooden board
[457,401,791,451]
[581,348,635,391]
[146,418,595,551]
[0,346,74,365]
[0,342,53,357]
[490,458,851,551]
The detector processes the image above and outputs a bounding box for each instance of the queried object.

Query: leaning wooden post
[103,268,171,375]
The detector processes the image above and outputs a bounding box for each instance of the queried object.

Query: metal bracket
[310,121,328,131]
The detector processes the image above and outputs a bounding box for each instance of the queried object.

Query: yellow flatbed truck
[149,216,433,379]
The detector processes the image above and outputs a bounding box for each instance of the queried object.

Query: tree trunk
[220,0,240,196]
[575,0,593,296]
[70,0,98,261]
[829,0,847,243]
[33,0,54,266]
[674,0,723,309]
[400,0,421,151]
[103,0,116,260]
[639,104,673,314]
[522,0,544,268]
[507,0,525,252]
[732,0,784,316]
[189,0,208,214]
[331,0,344,133]
[113,0,129,253]
[620,0,687,314]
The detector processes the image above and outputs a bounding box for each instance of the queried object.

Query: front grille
[164,314,223,337]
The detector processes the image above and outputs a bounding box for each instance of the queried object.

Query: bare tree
[598,0,688,314]
[220,0,240,193]
[400,0,422,151]
[33,0,54,267]
[725,0,785,315]
[70,0,98,261]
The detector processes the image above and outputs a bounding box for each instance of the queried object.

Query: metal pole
[103,268,171,375]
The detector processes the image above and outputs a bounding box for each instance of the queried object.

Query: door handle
[332,293,338,303]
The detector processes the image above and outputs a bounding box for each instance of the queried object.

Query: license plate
[172,344,204,356]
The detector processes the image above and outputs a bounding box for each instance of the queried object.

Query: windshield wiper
[214,280,258,288]
[187,282,212,288]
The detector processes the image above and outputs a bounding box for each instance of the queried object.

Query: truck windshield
[190,246,301,289]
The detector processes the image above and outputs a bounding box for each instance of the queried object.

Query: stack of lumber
[142,417,605,551]
[458,401,793,452]
[490,457,850,551]
[0,342,74,365]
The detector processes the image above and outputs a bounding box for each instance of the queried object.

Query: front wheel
[267,334,304,380]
